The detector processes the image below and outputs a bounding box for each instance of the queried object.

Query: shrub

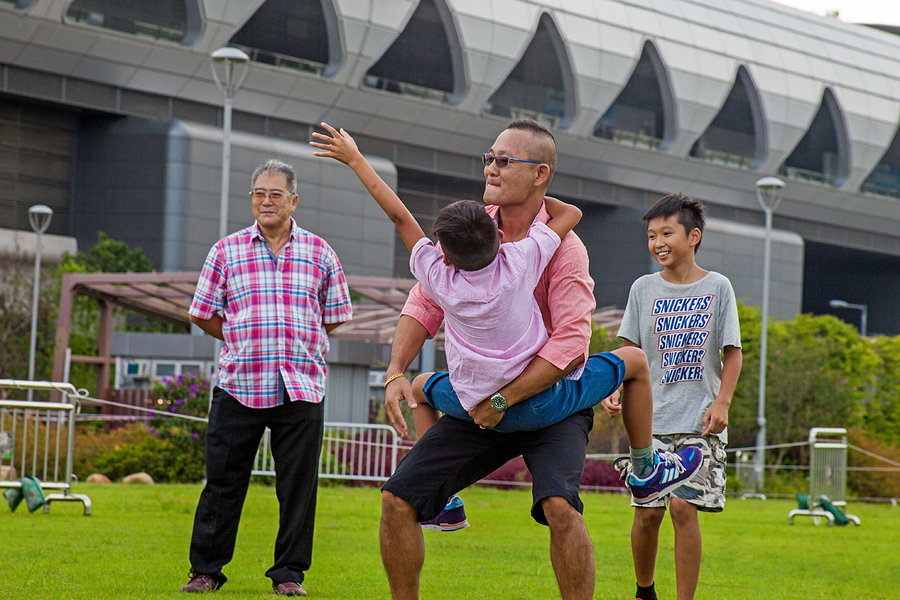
[847,428,900,499]
[73,422,153,479]
[72,373,211,483]
[481,455,626,491]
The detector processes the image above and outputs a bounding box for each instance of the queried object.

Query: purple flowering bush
[87,372,211,482]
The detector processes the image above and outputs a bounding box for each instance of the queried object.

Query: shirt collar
[249,219,298,245]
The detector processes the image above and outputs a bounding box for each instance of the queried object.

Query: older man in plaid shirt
[181,159,352,597]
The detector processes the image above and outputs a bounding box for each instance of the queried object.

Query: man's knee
[382,490,418,523]
[541,496,582,530]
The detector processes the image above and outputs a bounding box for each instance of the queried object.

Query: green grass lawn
[0,483,895,599]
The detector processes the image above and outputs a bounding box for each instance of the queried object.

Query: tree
[0,258,56,395]
[54,233,177,393]
[729,303,879,466]
[863,336,900,446]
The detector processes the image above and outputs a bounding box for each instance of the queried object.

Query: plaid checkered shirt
[190,220,353,408]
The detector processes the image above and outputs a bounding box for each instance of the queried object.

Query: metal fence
[252,422,403,482]
[0,380,92,516]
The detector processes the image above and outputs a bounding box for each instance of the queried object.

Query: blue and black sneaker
[625,447,703,505]
[420,494,469,532]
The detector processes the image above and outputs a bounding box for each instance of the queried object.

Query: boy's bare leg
[632,506,665,589]
[411,373,440,438]
[670,499,702,600]
[612,346,654,449]
[381,491,425,600]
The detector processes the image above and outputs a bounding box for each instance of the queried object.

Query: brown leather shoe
[180,573,222,593]
[273,581,307,596]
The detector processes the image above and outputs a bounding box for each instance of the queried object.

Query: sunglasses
[481,153,543,168]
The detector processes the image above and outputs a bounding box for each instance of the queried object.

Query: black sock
[636,582,658,600]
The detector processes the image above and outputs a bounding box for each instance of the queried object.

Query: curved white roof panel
[6,0,900,197]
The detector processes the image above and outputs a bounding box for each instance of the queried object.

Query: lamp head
[211,47,250,64]
[755,176,785,212]
[210,47,251,96]
[829,299,849,309]
[28,204,53,234]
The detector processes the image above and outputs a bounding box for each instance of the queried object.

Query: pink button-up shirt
[402,203,595,376]
[190,220,353,408]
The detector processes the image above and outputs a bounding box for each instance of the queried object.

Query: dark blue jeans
[188,387,324,586]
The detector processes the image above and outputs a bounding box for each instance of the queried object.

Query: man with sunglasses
[380,120,600,600]
[181,159,352,596]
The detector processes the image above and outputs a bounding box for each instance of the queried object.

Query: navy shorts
[382,407,594,525]
[423,352,625,432]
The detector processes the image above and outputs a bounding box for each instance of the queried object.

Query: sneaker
[420,495,469,532]
[180,573,222,593]
[625,447,703,505]
[273,582,307,596]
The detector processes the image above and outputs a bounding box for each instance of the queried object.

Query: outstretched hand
[310,122,361,166]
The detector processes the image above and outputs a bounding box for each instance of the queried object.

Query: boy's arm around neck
[543,196,581,240]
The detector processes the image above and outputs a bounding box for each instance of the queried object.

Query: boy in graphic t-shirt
[603,193,742,600]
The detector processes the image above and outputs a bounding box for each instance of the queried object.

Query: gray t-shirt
[618,271,741,442]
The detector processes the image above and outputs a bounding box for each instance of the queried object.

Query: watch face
[491,393,507,411]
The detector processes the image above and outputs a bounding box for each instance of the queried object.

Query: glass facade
[230,0,339,76]
[0,97,74,236]
[593,42,673,149]
[861,130,900,198]
[690,66,764,169]
[779,88,847,187]
[364,0,463,103]
[66,0,196,45]
[484,14,572,128]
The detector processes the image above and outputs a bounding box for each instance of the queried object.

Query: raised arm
[311,123,426,252]
[543,196,582,240]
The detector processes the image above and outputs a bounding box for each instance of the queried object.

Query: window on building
[593,41,676,150]
[778,88,849,187]
[0,98,74,236]
[690,65,766,169]
[364,0,465,104]
[229,0,341,77]
[65,0,201,45]
[861,125,900,199]
[484,13,576,129]
[1,0,37,9]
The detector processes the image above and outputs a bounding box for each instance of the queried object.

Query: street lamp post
[753,176,785,496]
[27,204,53,402]
[829,299,868,336]
[210,47,250,240]
[209,48,249,392]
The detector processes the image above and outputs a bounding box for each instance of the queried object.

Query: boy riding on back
[312,122,702,529]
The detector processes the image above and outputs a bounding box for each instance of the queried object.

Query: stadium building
[2,0,899,342]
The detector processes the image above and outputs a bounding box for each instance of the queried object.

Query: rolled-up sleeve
[190,244,226,320]
[400,282,445,338]
[535,233,595,370]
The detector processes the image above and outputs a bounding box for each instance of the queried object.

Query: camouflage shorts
[629,434,727,512]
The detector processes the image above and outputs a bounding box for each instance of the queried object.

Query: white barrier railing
[0,379,92,516]
[253,422,401,482]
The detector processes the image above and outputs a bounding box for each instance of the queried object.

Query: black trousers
[189,387,324,585]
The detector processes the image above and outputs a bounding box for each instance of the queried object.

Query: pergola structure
[51,273,423,400]
[51,272,623,401]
